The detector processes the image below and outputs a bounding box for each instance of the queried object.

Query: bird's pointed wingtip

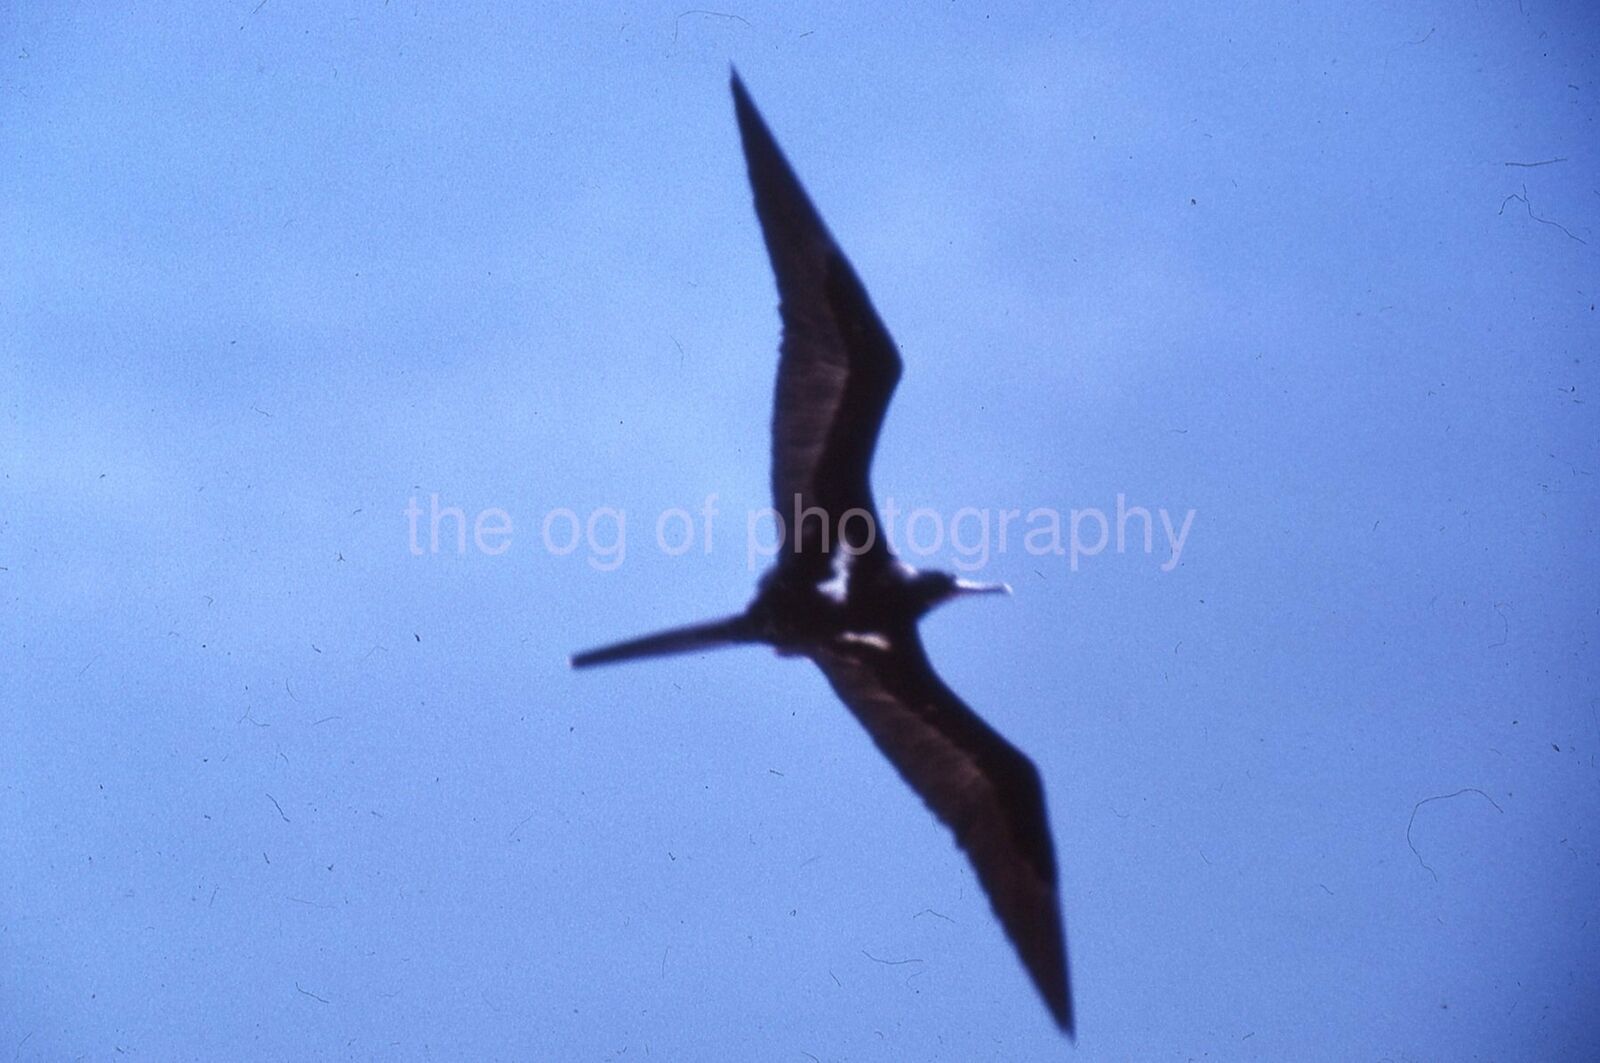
[1052,1001,1076,1043]
[1057,975,1077,1042]
[729,69,760,125]
[1054,949,1076,1042]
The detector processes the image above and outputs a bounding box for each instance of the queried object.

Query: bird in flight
[571,72,1074,1037]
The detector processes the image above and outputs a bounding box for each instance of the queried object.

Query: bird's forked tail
[569,613,758,669]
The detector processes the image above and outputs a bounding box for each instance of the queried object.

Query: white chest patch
[816,551,853,604]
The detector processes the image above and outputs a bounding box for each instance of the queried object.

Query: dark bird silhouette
[571,72,1074,1037]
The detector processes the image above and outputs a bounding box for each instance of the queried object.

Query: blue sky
[3,2,1597,1059]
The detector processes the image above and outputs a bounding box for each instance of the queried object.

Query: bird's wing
[808,634,1074,1035]
[731,74,902,573]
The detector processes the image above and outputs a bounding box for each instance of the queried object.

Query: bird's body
[571,72,1075,1037]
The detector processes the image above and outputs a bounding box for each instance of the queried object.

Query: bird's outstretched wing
[731,73,902,575]
[808,634,1074,1035]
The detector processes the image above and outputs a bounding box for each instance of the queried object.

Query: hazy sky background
[4,2,1597,1059]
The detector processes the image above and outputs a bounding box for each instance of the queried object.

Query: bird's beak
[953,578,1012,597]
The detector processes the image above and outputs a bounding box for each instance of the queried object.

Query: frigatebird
[571,73,1074,1036]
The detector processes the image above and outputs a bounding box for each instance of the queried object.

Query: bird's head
[909,570,1012,617]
